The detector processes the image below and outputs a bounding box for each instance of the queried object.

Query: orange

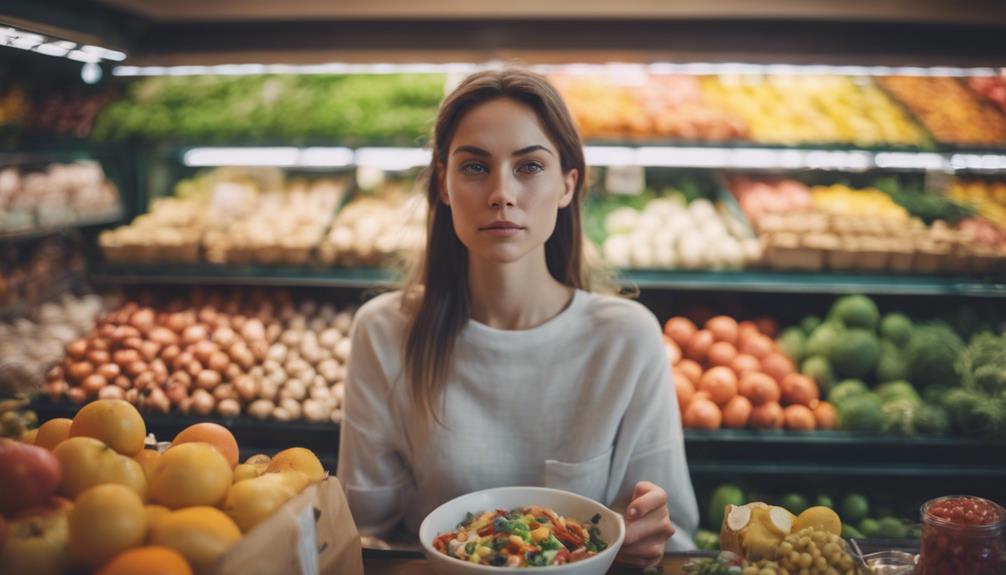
[18,428,38,444]
[96,546,193,575]
[69,400,146,456]
[54,437,147,500]
[134,449,162,481]
[149,443,232,509]
[223,473,298,532]
[68,484,147,569]
[265,447,325,483]
[171,423,239,469]
[148,507,240,573]
[34,419,73,451]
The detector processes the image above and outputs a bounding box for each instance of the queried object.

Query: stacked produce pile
[665,314,837,432]
[92,74,445,143]
[948,178,1006,229]
[0,294,106,398]
[549,73,748,141]
[0,161,120,233]
[780,294,1006,440]
[0,237,86,309]
[969,76,1006,115]
[701,75,927,147]
[100,168,348,265]
[685,499,867,575]
[43,291,353,424]
[0,399,328,574]
[880,76,1006,147]
[319,179,427,267]
[600,195,761,270]
[697,485,918,549]
[734,178,1001,274]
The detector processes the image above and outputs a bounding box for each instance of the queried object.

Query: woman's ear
[559,168,578,208]
[437,163,450,206]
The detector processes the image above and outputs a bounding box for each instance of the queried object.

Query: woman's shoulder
[352,290,410,339]
[578,291,663,341]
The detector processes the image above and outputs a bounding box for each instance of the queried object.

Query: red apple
[0,439,62,516]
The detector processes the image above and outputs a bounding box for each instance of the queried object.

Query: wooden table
[363,553,692,575]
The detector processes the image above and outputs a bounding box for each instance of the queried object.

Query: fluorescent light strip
[355,147,431,171]
[0,24,126,63]
[183,147,355,168]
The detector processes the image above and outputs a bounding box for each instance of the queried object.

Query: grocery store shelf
[683,429,1005,447]
[0,272,86,321]
[621,270,1006,297]
[0,209,124,242]
[89,263,399,288]
[688,462,1006,478]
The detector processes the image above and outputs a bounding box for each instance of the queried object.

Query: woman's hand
[616,481,675,568]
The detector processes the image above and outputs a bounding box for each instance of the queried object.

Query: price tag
[605,165,645,196]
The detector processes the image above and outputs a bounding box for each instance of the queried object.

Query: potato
[248,399,274,420]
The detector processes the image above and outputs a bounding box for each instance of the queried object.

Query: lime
[876,517,908,539]
[840,493,870,524]
[707,484,746,529]
[780,493,809,515]
[815,494,834,509]
[841,524,865,540]
[859,518,881,537]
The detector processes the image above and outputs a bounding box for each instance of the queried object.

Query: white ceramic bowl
[419,486,625,575]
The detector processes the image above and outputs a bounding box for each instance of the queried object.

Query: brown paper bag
[211,476,364,575]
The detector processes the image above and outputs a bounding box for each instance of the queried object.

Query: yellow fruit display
[223,473,301,533]
[720,502,795,560]
[95,546,194,575]
[149,442,232,509]
[793,506,843,536]
[148,507,241,573]
[33,418,72,451]
[233,454,271,483]
[68,484,148,569]
[949,179,1006,228]
[69,400,147,457]
[811,184,910,220]
[0,500,71,575]
[53,437,148,499]
[144,504,172,528]
[266,447,325,483]
[134,449,162,481]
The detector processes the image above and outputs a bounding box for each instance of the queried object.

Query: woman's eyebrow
[452,144,554,157]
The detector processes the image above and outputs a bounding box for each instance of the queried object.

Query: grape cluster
[740,528,864,575]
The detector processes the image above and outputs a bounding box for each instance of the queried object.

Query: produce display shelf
[0,209,124,243]
[88,263,400,288]
[88,264,1006,295]
[687,462,1006,478]
[0,272,86,321]
[683,429,1005,447]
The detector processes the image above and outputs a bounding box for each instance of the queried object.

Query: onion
[130,308,156,333]
[258,380,279,401]
[67,361,94,383]
[216,398,241,418]
[165,383,188,406]
[272,407,292,422]
[334,338,351,363]
[230,315,247,331]
[280,379,307,401]
[333,311,353,334]
[90,338,110,352]
[99,324,117,340]
[225,363,242,382]
[249,339,268,362]
[309,386,331,401]
[229,344,255,371]
[233,376,258,402]
[182,324,209,346]
[148,326,178,347]
[207,351,230,373]
[319,329,340,349]
[150,359,168,382]
[265,323,282,343]
[279,398,302,420]
[193,340,219,365]
[160,344,181,364]
[168,371,192,390]
[99,386,125,400]
[173,351,195,372]
[267,343,288,363]
[212,384,235,402]
[122,337,145,353]
[87,350,111,366]
[66,386,87,404]
[114,375,131,390]
[248,399,274,420]
[45,380,69,401]
[134,371,156,391]
[196,370,221,391]
[191,389,215,416]
[302,399,330,423]
[113,349,141,367]
[81,373,108,397]
[124,388,140,406]
[178,396,193,415]
[211,326,237,348]
[112,325,141,343]
[125,361,148,378]
[185,359,203,378]
[97,363,121,381]
[165,312,188,333]
[46,365,64,382]
[197,306,218,325]
[140,341,161,362]
[67,339,88,360]
[144,387,170,414]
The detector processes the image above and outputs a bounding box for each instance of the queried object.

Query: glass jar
[918,495,1006,575]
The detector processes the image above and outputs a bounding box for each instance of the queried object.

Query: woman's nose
[488,172,517,209]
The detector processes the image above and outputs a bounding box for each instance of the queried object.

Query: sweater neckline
[462,289,586,347]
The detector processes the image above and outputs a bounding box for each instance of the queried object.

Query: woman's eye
[519,162,544,174]
[461,162,487,175]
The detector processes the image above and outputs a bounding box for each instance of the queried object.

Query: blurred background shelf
[88,263,400,288]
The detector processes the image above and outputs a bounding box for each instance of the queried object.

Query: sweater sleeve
[604,314,700,551]
[336,300,415,537]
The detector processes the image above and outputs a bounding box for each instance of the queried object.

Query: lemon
[793,506,842,536]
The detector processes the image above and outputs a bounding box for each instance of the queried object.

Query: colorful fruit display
[600,195,761,270]
[0,399,327,574]
[701,75,927,147]
[101,168,348,265]
[969,76,1006,115]
[0,294,106,397]
[318,178,427,267]
[549,73,748,141]
[880,76,1006,147]
[948,178,1006,229]
[665,314,836,432]
[739,179,1002,274]
[0,161,120,233]
[43,290,353,424]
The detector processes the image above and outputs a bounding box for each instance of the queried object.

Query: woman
[337,69,699,565]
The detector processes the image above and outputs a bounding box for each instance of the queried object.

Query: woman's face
[441,98,578,265]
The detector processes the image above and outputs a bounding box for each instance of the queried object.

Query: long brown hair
[403,68,607,424]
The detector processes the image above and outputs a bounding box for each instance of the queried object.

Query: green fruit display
[881,398,920,435]
[838,394,885,433]
[876,341,910,383]
[801,315,822,336]
[915,402,950,435]
[693,529,720,551]
[815,494,834,509]
[780,493,809,515]
[829,379,869,405]
[707,484,746,529]
[841,524,865,540]
[806,322,844,359]
[829,329,882,379]
[777,327,807,363]
[802,356,837,394]
[880,313,913,347]
[906,323,965,388]
[859,518,881,537]
[841,494,871,524]
[831,295,880,331]
[876,517,909,539]
[875,381,922,405]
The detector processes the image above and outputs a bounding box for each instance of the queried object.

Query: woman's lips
[479,221,524,237]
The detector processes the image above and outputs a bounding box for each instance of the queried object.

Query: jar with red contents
[918,495,1006,575]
